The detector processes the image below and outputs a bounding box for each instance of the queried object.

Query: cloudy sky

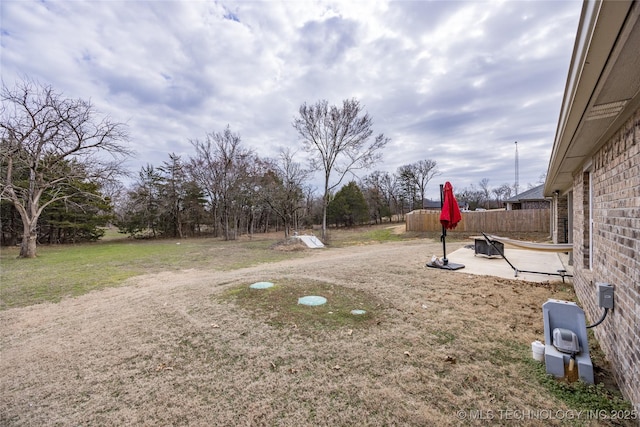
[1,0,582,200]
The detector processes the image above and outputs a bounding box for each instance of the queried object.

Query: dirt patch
[271,238,311,252]
[387,224,406,235]
[0,239,630,426]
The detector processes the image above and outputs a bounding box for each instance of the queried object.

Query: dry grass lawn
[0,229,633,426]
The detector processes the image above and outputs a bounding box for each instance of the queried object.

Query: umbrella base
[426,261,465,270]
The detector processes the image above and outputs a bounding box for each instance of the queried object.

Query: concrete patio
[442,245,573,283]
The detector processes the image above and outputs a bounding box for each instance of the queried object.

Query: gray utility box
[597,282,614,309]
[474,238,504,257]
[542,299,594,384]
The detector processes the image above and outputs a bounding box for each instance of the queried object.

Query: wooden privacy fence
[406,209,550,233]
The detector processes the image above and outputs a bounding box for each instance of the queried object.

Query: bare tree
[292,98,389,240]
[492,183,513,208]
[262,148,311,238]
[381,171,401,221]
[1,78,130,257]
[414,159,439,203]
[395,159,439,211]
[456,184,484,211]
[361,170,393,224]
[188,126,254,240]
[478,178,491,209]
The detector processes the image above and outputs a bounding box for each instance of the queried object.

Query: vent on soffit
[585,100,629,121]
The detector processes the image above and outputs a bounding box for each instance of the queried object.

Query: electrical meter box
[597,283,614,309]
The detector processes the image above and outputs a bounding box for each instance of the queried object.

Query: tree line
[2,78,528,258]
[0,79,420,257]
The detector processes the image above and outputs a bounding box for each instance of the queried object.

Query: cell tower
[514,141,519,196]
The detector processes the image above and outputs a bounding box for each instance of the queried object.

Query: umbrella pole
[440,184,448,265]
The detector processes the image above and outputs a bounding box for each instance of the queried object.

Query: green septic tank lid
[249,281,274,289]
[298,296,327,306]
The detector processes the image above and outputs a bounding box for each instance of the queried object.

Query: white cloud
[0,0,582,199]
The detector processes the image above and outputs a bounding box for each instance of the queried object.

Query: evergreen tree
[327,181,369,227]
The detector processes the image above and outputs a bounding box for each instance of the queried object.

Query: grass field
[0,234,305,310]
[0,225,635,426]
[0,225,440,310]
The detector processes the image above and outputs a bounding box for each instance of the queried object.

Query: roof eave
[544,0,639,197]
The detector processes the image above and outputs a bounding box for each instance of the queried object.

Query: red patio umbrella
[440,181,462,230]
[427,181,464,270]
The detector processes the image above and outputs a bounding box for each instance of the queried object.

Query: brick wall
[558,196,569,244]
[522,200,550,210]
[572,108,639,414]
[552,196,569,244]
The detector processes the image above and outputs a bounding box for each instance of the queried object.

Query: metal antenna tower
[514,141,519,196]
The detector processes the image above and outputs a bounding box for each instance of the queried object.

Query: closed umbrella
[440,181,461,230]
[427,182,465,270]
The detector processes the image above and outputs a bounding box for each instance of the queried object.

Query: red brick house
[545,0,639,414]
